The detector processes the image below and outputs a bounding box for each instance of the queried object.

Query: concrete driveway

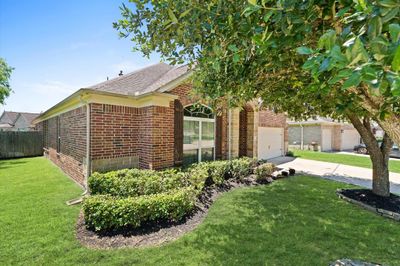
[269,157,400,195]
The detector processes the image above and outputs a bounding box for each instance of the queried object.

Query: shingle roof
[19,112,40,126]
[0,111,40,126]
[0,111,20,125]
[88,62,190,96]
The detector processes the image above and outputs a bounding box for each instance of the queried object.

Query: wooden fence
[0,131,43,159]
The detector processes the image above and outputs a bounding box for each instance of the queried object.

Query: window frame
[183,104,216,164]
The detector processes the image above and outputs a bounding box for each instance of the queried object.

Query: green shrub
[255,163,276,180]
[229,157,256,180]
[286,150,294,157]
[186,163,209,191]
[186,160,231,190]
[88,168,187,197]
[83,187,197,231]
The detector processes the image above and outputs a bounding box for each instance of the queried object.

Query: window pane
[183,149,198,165]
[201,121,215,148]
[201,148,214,162]
[183,120,199,150]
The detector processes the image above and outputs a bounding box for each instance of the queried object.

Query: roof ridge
[87,62,171,89]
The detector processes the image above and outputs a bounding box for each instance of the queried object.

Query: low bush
[83,187,197,231]
[229,157,256,180]
[88,168,187,197]
[255,163,276,180]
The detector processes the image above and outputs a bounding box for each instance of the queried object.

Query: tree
[114,0,399,197]
[0,58,13,104]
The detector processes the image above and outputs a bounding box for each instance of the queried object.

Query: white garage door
[258,127,284,160]
[341,129,361,150]
[322,129,332,151]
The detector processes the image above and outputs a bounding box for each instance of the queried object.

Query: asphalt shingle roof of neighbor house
[88,62,190,96]
[0,111,20,125]
[0,111,40,127]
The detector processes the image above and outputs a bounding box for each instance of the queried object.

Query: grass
[1,157,399,265]
[292,149,400,174]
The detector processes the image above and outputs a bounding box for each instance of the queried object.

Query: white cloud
[29,80,77,96]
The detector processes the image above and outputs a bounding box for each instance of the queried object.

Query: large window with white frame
[183,104,215,165]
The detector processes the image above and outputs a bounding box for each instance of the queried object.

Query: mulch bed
[76,176,273,249]
[338,189,400,221]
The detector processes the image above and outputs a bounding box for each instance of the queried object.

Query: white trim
[183,116,216,163]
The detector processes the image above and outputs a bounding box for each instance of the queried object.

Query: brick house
[288,117,361,151]
[34,63,288,187]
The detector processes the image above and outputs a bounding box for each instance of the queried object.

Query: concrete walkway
[269,157,400,195]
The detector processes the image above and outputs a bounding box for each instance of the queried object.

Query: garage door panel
[341,130,361,150]
[258,127,284,160]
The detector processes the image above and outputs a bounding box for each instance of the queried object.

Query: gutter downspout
[66,99,90,206]
[85,102,91,192]
[228,109,232,160]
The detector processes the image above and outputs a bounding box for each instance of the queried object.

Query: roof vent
[119,70,123,76]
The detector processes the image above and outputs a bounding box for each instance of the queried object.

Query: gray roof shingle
[88,62,189,96]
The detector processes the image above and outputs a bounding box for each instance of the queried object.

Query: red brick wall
[40,106,87,186]
[89,103,175,170]
[90,103,139,160]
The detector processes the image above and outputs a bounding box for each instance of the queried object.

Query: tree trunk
[376,113,400,147]
[346,113,392,197]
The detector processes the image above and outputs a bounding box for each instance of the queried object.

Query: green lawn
[1,157,399,265]
[292,149,400,174]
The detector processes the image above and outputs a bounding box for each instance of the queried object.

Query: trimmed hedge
[229,157,257,180]
[187,160,231,190]
[83,187,197,231]
[84,157,257,231]
[255,163,276,180]
[88,168,187,197]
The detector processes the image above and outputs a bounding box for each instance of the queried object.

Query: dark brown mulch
[76,176,270,249]
[339,189,400,214]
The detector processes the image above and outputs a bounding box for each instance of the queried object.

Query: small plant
[255,163,276,181]
[281,171,289,177]
[286,150,294,157]
[289,168,296,175]
[229,157,256,180]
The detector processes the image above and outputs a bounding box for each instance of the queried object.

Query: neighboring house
[33,63,288,187]
[0,111,40,131]
[288,117,361,152]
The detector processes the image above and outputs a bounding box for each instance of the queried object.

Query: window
[183,105,215,165]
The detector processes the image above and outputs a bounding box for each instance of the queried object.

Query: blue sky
[0,0,160,113]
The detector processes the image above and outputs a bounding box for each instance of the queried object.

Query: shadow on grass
[0,158,30,170]
[179,176,399,265]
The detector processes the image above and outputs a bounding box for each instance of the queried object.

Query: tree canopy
[114,0,400,144]
[0,58,13,105]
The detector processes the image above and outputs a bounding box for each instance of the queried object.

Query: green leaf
[368,16,382,39]
[263,11,273,23]
[248,0,257,5]
[355,0,367,9]
[392,45,400,72]
[348,38,369,66]
[381,7,399,23]
[179,8,192,19]
[389,24,400,42]
[228,44,239,52]
[342,72,361,89]
[168,9,178,23]
[233,54,241,63]
[318,30,336,50]
[376,0,400,8]
[296,46,314,55]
